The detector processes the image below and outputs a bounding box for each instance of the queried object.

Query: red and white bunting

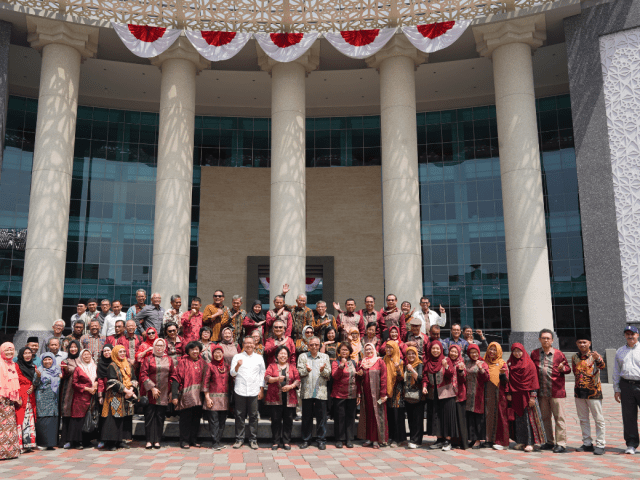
[324,28,396,59]
[111,22,181,58]
[184,30,251,62]
[254,32,320,62]
[402,20,471,53]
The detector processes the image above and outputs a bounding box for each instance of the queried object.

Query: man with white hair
[229,295,247,343]
[135,292,164,338]
[42,319,66,353]
[281,284,313,342]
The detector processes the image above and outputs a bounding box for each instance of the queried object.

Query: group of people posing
[1,285,639,460]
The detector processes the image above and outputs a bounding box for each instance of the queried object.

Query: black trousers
[405,400,425,445]
[387,405,407,444]
[620,379,640,448]
[234,393,259,442]
[204,410,227,445]
[333,398,357,442]
[271,404,295,445]
[301,398,327,443]
[179,406,202,446]
[144,404,167,444]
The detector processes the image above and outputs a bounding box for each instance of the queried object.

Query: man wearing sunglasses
[203,290,231,342]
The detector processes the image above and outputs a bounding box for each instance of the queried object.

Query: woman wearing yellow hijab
[383,341,406,447]
[483,342,509,450]
[100,345,137,451]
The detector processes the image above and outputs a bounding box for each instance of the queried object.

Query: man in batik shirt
[572,334,606,455]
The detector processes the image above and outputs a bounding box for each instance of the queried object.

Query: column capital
[150,37,210,73]
[365,35,427,71]
[26,17,98,60]
[473,14,546,58]
[256,42,320,75]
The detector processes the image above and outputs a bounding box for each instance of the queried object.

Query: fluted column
[366,36,426,308]
[150,39,209,309]
[257,44,319,304]
[473,15,554,350]
[17,18,98,343]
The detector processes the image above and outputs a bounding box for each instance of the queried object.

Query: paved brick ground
[1,384,638,479]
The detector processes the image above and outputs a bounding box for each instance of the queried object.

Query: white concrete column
[257,44,319,304]
[150,39,209,309]
[366,36,426,308]
[474,15,554,348]
[17,18,98,340]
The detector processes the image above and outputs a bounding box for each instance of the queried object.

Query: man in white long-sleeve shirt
[230,336,265,450]
[413,296,447,335]
[613,325,640,454]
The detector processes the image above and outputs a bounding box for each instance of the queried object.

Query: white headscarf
[78,349,97,383]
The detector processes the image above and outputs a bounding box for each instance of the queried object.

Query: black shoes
[346,442,354,448]
[553,445,567,453]
[576,444,595,452]
[180,443,190,449]
[318,443,326,450]
[336,442,343,449]
[300,442,309,449]
[540,443,554,451]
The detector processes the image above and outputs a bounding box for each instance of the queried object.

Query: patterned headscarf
[360,343,379,370]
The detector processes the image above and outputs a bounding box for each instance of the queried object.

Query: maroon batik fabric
[140,354,173,406]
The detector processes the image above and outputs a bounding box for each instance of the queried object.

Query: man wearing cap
[571,334,606,455]
[15,337,42,366]
[613,325,640,454]
[405,317,430,362]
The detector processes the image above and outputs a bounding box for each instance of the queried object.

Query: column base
[509,330,558,353]
[11,329,52,353]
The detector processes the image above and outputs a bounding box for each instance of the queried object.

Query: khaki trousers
[538,396,566,446]
[574,398,605,448]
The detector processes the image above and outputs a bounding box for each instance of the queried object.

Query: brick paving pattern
[1,384,638,479]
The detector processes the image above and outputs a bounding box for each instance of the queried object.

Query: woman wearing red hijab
[507,343,547,452]
[422,340,457,451]
[135,327,159,364]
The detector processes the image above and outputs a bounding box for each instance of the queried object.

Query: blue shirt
[441,337,469,357]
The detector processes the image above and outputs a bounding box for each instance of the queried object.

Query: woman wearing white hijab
[68,349,98,449]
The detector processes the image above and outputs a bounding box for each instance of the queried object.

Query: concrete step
[132,415,339,440]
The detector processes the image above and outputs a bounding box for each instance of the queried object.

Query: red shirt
[530,348,571,398]
[181,311,204,344]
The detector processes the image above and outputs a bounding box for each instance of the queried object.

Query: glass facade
[0,94,588,346]
[0,97,200,330]
[417,94,587,346]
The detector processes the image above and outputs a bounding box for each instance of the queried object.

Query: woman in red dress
[14,347,37,453]
[69,349,98,448]
[356,343,388,448]
[140,338,173,449]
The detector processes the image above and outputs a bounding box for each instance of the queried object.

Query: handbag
[82,398,99,433]
[404,387,421,403]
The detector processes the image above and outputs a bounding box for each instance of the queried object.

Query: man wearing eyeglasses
[203,290,231,342]
[264,319,296,367]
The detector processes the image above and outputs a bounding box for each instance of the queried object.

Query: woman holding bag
[69,349,98,449]
[403,346,424,449]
